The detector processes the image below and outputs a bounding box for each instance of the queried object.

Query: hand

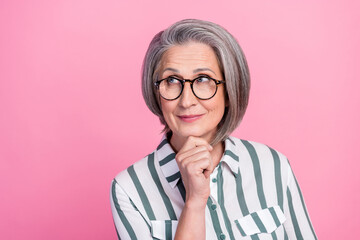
[175,136,214,207]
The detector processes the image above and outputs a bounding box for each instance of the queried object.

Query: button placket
[209,165,218,201]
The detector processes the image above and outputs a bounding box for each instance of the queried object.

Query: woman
[110,19,317,240]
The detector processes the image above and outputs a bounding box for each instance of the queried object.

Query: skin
[158,41,227,240]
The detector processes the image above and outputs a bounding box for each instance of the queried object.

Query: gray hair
[142,19,250,145]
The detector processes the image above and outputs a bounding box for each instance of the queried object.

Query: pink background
[1,0,359,239]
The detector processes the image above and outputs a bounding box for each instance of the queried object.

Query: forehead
[160,42,220,71]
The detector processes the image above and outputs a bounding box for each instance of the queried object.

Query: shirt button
[211,204,217,210]
[212,178,217,183]
[219,233,226,239]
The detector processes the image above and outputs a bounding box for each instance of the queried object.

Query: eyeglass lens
[158,76,218,100]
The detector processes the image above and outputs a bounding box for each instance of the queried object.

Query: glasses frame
[154,75,226,101]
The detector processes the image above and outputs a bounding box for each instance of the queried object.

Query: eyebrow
[162,67,179,73]
[162,67,216,76]
[193,68,216,75]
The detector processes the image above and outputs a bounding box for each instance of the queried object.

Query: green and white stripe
[110,136,317,240]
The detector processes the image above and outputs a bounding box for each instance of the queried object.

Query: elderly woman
[110,19,317,240]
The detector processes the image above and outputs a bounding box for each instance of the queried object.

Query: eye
[196,76,211,83]
[166,76,181,84]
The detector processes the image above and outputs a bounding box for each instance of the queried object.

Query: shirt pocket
[234,206,286,236]
[150,220,178,240]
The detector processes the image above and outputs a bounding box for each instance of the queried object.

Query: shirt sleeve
[283,160,317,240]
[110,179,153,240]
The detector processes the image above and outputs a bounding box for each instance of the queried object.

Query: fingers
[175,136,214,203]
[176,136,213,170]
[176,145,210,163]
[177,150,213,173]
[176,136,214,180]
[184,158,213,176]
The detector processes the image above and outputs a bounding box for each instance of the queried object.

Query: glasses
[154,75,225,100]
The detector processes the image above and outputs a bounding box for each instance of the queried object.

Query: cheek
[208,91,226,115]
[160,99,176,120]
[205,100,226,120]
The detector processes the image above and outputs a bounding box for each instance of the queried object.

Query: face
[158,41,226,148]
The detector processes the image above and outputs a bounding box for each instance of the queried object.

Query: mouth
[177,114,204,123]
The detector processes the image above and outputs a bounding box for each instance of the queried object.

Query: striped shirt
[110,136,317,240]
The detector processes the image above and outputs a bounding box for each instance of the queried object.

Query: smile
[177,114,204,123]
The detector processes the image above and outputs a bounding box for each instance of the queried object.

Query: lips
[177,114,204,123]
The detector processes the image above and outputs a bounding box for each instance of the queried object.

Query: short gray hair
[142,19,250,145]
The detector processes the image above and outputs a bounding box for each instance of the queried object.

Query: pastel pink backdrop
[1,0,359,239]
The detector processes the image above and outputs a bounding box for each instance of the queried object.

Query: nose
[178,82,198,108]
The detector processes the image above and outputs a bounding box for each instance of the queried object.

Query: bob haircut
[142,19,250,145]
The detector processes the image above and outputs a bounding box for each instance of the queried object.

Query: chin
[178,129,212,139]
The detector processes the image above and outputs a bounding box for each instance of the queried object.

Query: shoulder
[227,136,289,166]
[113,151,156,188]
[227,136,292,186]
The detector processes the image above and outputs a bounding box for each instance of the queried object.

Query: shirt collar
[156,135,241,189]
[222,136,241,177]
[156,135,179,188]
